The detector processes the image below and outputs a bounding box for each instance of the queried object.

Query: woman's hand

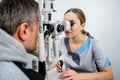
[59,66,113,80]
[60,68,79,80]
[55,60,63,72]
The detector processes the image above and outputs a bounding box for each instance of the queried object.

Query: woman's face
[64,12,84,38]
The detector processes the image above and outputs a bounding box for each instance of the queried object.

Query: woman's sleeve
[92,39,111,70]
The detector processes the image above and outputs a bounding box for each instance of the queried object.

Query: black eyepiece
[70,20,74,26]
[57,24,64,33]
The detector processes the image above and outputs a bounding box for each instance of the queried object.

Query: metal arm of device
[32,0,72,79]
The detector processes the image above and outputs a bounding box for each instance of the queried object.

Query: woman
[55,8,113,80]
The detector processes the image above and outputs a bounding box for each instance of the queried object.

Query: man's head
[0,0,40,52]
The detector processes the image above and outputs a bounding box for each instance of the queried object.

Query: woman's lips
[65,31,72,35]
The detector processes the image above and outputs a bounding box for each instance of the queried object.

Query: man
[0,0,45,80]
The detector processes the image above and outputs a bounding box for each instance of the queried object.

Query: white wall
[52,0,120,80]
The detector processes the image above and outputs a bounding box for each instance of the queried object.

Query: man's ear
[18,23,29,41]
